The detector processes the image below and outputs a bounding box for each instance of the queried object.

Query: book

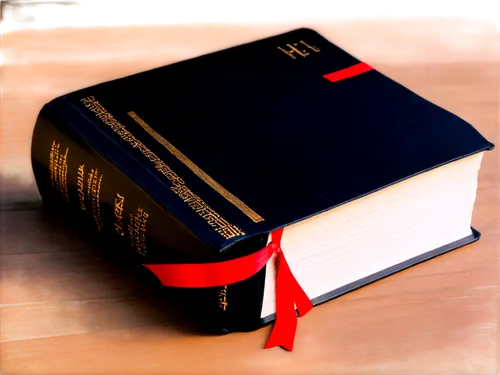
[31,27,494,351]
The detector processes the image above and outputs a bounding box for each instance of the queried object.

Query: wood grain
[0,20,498,374]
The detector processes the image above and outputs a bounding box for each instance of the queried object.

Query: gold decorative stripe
[127,111,265,223]
[81,96,245,240]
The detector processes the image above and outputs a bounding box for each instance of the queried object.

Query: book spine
[31,103,268,332]
[218,235,269,332]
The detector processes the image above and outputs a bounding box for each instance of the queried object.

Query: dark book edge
[258,227,481,326]
[32,105,211,261]
[216,234,269,332]
[31,104,272,333]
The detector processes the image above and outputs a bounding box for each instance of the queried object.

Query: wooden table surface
[1,20,498,373]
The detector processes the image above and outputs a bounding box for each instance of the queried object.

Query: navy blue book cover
[37,28,492,251]
[31,28,493,333]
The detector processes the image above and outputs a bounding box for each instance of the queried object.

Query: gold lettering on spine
[87,168,103,230]
[48,140,69,201]
[128,206,149,256]
[79,96,245,240]
[76,164,86,210]
[218,285,228,311]
[114,193,125,236]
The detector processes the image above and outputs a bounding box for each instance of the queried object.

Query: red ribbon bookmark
[144,228,312,351]
[323,62,373,83]
[263,229,313,351]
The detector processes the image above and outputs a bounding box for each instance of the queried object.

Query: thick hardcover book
[31,28,493,350]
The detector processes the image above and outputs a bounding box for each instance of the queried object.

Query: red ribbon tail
[264,249,297,351]
[292,270,313,317]
[264,247,312,351]
[144,226,312,352]
[264,317,296,351]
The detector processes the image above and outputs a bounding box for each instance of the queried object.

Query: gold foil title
[87,167,104,230]
[48,141,69,201]
[218,285,228,311]
[128,206,149,257]
[278,40,320,59]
